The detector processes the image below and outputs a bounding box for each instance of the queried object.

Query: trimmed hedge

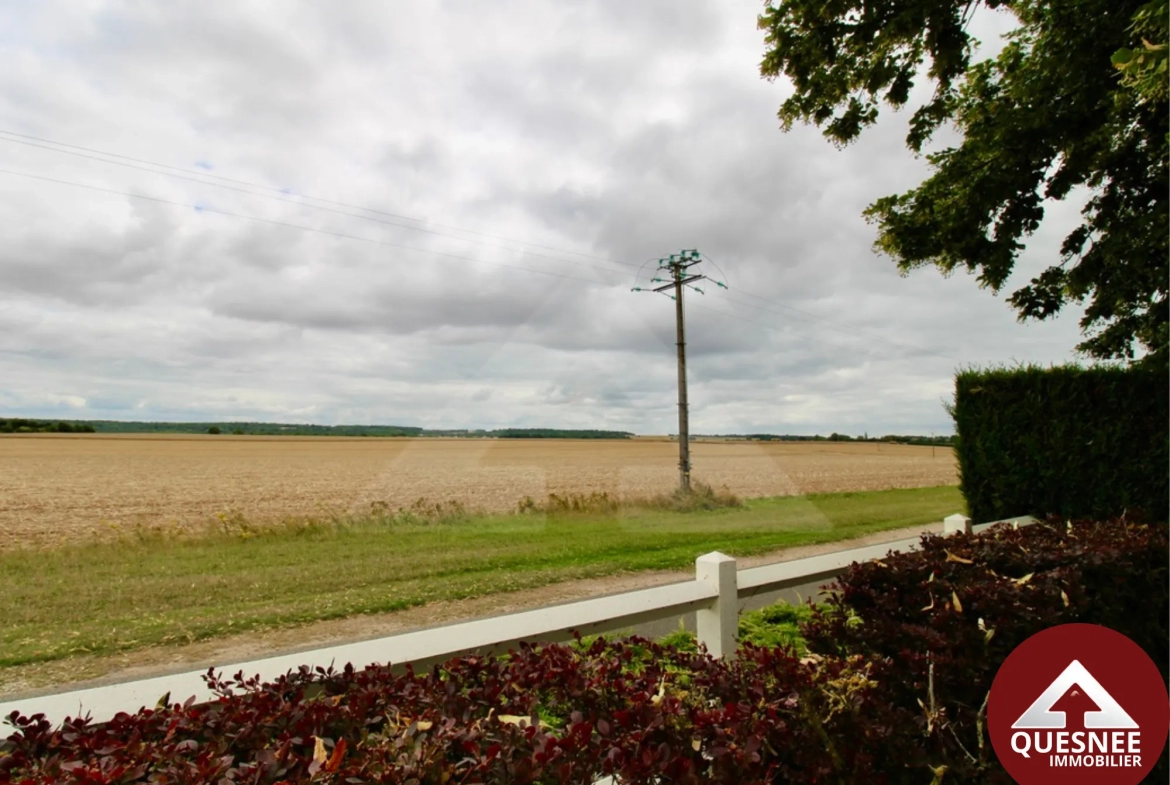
[953,364,1168,523]
[2,520,1165,783]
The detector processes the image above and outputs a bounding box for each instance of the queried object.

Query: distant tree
[207,426,221,435]
[759,0,1168,364]
[490,428,634,439]
[0,418,95,433]
[232,428,245,435]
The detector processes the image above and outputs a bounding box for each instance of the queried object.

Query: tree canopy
[759,0,1168,363]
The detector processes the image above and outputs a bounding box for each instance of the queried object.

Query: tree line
[0,420,635,439]
[699,433,955,445]
[0,418,96,433]
[1,419,949,443]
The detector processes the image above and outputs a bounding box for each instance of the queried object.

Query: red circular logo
[988,623,1168,784]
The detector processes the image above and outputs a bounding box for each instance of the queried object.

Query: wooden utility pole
[673,275,690,489]
[632,249,722,493]
[653,250,705,491]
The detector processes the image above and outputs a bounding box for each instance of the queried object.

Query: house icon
[1012,660,1138,729]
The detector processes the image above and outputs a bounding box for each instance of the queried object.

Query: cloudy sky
[0,0,1087,435]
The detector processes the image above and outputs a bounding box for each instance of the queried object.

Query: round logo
[988,623,1169,784]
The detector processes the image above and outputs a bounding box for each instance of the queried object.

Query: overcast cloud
[0,0,1087,435]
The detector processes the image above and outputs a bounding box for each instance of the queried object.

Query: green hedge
[953,364,1168,522]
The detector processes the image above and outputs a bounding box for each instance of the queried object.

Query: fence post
[695,552,737,660]
[944,513,972,535]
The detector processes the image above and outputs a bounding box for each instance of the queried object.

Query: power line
[626,250,951,484]
[0,134,632,278]
[684,296,955,364]
[0,168,630,289]
[0,129,639,272]
[1,167,956,374]
[699,253,962,363]
[716,290,963,363]
[637,252,958,363]
[628,250,951,385]
[633,254,955,364]
[0,130,966,364]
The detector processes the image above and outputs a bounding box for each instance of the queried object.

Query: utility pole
[632,249,709,491]
[673,272,691,490]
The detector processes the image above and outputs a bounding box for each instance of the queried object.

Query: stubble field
[0,434,957,548]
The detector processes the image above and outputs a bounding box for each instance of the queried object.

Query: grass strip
[0,486,961,669]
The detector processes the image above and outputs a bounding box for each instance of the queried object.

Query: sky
[0,0,1089,436]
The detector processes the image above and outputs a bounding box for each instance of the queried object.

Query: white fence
[0,513,1036,727]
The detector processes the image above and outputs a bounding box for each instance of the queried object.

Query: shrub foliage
[2,520,1165,783]
[953,364,1168,523]
[804,516,1168,783]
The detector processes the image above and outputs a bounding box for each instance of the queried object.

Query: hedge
[3,519,1165,784]
[952,364,1168,523]
[804,517,1169,783]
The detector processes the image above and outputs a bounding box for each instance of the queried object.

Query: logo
[988,624,1168,784]
[1013,660,1136,730]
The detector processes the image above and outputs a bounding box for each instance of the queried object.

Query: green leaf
[761,0,1168,363]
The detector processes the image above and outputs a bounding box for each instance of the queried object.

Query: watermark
[988,623,1168,784]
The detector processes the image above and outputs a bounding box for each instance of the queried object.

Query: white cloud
[0,0,1086,434]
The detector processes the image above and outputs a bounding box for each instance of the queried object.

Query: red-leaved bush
[1,644,902,784]
[2,518,1165,784]
[803,516,1169,783]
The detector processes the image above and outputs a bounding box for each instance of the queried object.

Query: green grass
[651,605,813,656]
[0,486,961,670]
[737,602,816,651]
[658,601,864,655]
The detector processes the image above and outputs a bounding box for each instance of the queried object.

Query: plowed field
[0,434,957,547]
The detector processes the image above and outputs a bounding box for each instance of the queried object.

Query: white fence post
[695,551,737,660]
[944,513,972,535]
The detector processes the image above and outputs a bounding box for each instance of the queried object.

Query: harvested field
[0,434,957,547]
